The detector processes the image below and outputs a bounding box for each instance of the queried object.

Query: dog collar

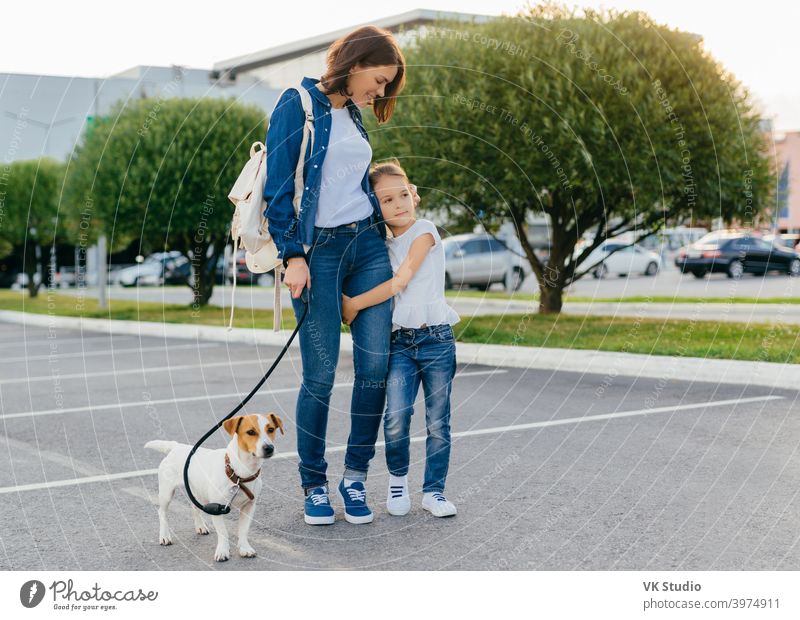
[224,453,261,501]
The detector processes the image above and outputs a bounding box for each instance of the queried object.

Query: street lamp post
[97,235,107,310]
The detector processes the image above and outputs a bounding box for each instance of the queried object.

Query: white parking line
[0,335,139,348]
[0,369,506,420]
[0,469,162,494]
[0,342,220,364]
[0,357,302,386]
[446,395,785,436]
[0,393,781,495]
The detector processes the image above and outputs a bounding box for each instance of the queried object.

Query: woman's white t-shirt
[315,106,374,228]
[385,219,460,332]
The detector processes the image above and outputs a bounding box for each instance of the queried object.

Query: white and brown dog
[144,412,284,562]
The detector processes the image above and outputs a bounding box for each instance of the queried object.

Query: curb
[1,310,797,390]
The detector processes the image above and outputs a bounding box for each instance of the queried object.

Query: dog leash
[183,293,309,516]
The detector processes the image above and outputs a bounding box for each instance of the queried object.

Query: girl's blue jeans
[290,216,392,491]
[384,323,456,493]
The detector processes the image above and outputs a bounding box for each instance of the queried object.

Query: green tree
[64,97,266,305]
[373,5,772,312]
[1,158,66,297]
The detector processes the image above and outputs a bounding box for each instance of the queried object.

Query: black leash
[183,295,308,516]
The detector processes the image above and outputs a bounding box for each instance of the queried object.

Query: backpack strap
[292,86,315,218]
[228,233,239,330]
[272,265,282,332]
[269,85,314,219]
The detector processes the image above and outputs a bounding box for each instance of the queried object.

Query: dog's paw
[159,527,173,546]
[239,543,257,558]
[195,525,209,535]
[214,546,230,562]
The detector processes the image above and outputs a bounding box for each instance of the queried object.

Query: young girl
[342,161,460,517]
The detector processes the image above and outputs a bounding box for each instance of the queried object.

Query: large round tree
[64,97,265,306]
[371,5,773,312]
[2,158,66,297]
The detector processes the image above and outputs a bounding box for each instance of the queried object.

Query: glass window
[487,238,507,253]
[460,239,488,255]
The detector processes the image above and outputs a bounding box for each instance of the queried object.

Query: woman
[264,25,409,525]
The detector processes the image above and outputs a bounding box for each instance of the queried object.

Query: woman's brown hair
[320,25,406,124]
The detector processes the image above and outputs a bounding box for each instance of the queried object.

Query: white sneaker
[422,491,457,517]
[386,474,411,516]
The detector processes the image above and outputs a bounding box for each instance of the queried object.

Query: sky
[1,0,796,131]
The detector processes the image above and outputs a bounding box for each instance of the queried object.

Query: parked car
[675,231,800,278]
[0,265,20,288]
[54,267,78,288]
[212,254,226,285]
[13,272,42,288]
[227,249,275,287]
[581,241,662,278]
[162,256,192,285]
[637,227,709,254]
[442,233,529,291]
[117,251,184,287]
[214,250,275,286]
[764,233,800,250]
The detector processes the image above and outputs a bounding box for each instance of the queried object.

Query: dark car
[213,254,226,284]
[0,264,19,288]
[227,249,275,286]
[675,231,800,279]
[163,256,191,284]
[230,249,259,285]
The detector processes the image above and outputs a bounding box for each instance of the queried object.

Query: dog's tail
[144,440,179,454]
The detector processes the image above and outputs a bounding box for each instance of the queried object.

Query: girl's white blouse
[385,219,460,332]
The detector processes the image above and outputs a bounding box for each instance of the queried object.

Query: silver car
[442,233,529,291]
[117,251,184,287]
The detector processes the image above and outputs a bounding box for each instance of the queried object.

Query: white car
[582,241,662,278]
[442,233,530,291]
[117,251,184,287]
[13,272,42,289]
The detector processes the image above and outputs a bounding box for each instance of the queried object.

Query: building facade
[0,66,279,163]
[212,9,492,89]
[1,9,492,164]
[775,131,800,233]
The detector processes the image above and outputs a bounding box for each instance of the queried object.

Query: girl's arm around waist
[342,233,434,324]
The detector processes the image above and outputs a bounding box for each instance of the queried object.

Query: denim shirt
[263,76,387,263]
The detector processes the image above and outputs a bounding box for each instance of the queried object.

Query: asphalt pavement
[1,322,798,570]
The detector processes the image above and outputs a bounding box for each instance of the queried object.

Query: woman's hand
[341,294,359,325]
[284,257,310,299]
[409,184,421,207]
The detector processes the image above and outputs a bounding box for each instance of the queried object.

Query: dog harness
[224,454,261,501]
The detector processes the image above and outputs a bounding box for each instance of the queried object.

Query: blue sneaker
[304,485,335,525]
[337,479,373,524]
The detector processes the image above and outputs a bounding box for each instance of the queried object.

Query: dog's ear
[268,413,285,436]
[223,416,243,437]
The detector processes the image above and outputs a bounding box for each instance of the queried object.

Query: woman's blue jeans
[290,216,392,491]
[384,324,456,493]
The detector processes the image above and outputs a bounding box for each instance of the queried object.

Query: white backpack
[227,85,314,332]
